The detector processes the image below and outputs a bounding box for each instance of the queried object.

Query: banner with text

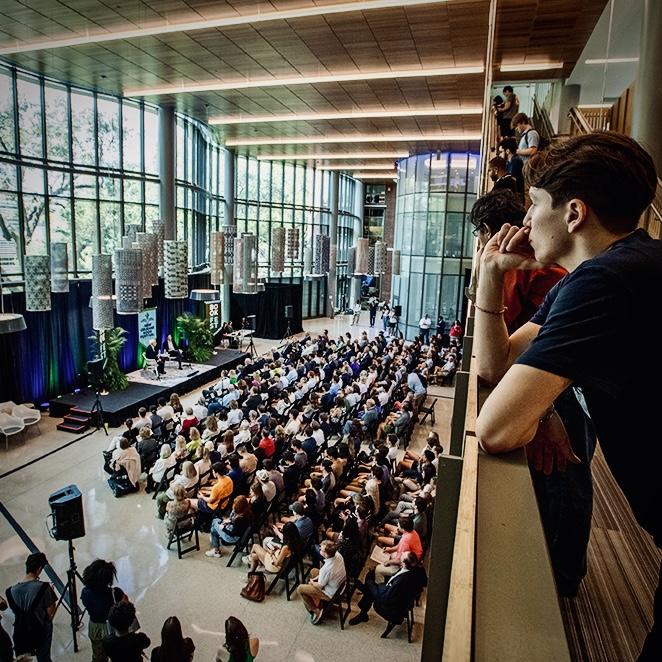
[205,300,221,336]
[138,307,158,346]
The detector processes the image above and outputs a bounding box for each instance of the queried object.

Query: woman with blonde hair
[203,415,219,440]
[219,429,235,457]
[157,461,198,518]
[173,435,188,461]
[164,484,194,536]
[194,444,213,484]
[186,426,202,454]
[149,444,176,492]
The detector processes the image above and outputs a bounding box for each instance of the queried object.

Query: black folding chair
[167,513,200,559]
[266,553,303,600]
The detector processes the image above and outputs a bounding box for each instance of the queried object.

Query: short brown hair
[510,112,529,128]
[525,131,657,233]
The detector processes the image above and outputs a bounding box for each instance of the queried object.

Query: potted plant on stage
[176,313,213,363]
[90,326,129,392]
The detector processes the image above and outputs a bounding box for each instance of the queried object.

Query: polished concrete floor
[0,315,452,661]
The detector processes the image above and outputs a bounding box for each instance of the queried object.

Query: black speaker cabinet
[48,485,85,541]
[284,305,294,320]
[246,314,256,331]
[87,358,104,386]
[393,305,402,316]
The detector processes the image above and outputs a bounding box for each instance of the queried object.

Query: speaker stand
[282,320,293,342]
[90,390,108,436]
[54,540,86,652]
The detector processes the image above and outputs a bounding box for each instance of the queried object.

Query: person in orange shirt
[189,462,233,514]
[374,517,423,584]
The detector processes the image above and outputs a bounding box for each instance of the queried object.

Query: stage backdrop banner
[205,301,222,335]
[137,307,157,367]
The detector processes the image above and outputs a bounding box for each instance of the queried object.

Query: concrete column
[158,106,176,240]
[557,84,581,135]
[221,148,236,323]
[327,171,339,317]
[349,180,364,307]
[631,0,662,174]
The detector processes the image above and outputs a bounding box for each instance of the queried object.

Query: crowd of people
[1,326,458,661]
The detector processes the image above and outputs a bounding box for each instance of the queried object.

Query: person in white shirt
[192,397,208,421]
[311,421,325,447]
[156,397,174,422]
[227,400,244,426]
[149,444,176,489]
[286,366,298,384]
[134,407,150,430]
[351,301,362,326]
[256,470,277,502]
[418,313,432,344]
[297,541,346,623]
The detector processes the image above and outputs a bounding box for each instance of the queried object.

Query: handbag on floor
[240,571,265,602]
[107,473,136,498]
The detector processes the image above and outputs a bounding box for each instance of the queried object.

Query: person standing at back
[418,313,432,344]
[351,300,362,326]
[488,157,518,194]
[474,132,660,660]
[511,112,540,163]
[103,601,150,661]
[496,84,519,137]
[368,298,378,327]
[5,552,56,662]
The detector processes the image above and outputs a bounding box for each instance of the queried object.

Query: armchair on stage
[141,335,191,380]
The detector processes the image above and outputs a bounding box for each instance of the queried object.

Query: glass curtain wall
[234,155,359,318]
[0,62,160,280]
[176,115,224,268]
[392,152,479,338]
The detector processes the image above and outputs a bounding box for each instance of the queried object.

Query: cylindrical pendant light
[347,247,356,275]
[136,232,158,297]
[271,227,285,273]
[92,254,114,329]
[355,238,369,274]
[115,247,144,313]
[164,240,188,299]
[223,226,237,265]
[50,242,69,293]
[285,227,300,260]
[313,234,330,274]
[153,220,165,271]
[24,255,51,311]
[373,240,388,275]
[391,249,401,276]
[233,234,258,294]
[210,231,225,286]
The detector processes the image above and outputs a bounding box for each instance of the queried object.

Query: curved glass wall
[0,62,161,279]
[392,151,479,338]
[235,154,360,317]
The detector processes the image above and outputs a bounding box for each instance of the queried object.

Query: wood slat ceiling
[0,0,607,161]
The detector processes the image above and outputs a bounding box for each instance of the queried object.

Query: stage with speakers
[49,348,249,428]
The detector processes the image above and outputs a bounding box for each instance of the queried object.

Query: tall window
[175,114,224,268]
[0,63,160,279]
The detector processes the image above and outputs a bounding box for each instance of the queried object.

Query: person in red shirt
[258,428,275,459]
[179,407,199,438]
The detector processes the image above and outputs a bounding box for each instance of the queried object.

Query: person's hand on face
[480,222,545,273]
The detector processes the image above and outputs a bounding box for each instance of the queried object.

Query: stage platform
[49,348,249,428]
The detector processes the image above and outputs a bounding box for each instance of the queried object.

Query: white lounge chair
[12,404,41,435]
[0,413,25,451]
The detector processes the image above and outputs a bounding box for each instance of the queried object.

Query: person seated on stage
[145,338,166,375]
[178,407,199,438]
[162,334,183,369]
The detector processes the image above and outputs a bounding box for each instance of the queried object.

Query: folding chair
[266,553,303,600]
[167,513,200,559]
[418,397,438,425]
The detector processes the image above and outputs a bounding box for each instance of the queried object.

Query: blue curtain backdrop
[0,274,209,405]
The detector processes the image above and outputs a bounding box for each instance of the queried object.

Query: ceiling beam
[0,0,450,56]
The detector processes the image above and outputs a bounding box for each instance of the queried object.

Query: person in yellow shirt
[189,462,233,514]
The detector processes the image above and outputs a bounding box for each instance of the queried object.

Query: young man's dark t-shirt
[516,229,662,545]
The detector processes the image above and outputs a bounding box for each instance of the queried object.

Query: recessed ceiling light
[227,133,482,146]
[0,0,449,55]
[256,151,409,160]
[125,65,484,97]
[316,164,396,170]
[499,62,564,72]
[584,57,639,64]
[210,106,482,125]
[353,173,399,179]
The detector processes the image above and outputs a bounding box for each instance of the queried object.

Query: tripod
[246,333,258,359]
[282,319,293,342]
[55,540,86,652]
[90,389,108,436]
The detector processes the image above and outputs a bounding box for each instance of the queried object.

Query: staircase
[56,406,92,434]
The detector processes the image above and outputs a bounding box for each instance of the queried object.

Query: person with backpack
[511,112,542,163]
[80,559,128,662]
[5,551,57,662]
[103,601,150,661]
